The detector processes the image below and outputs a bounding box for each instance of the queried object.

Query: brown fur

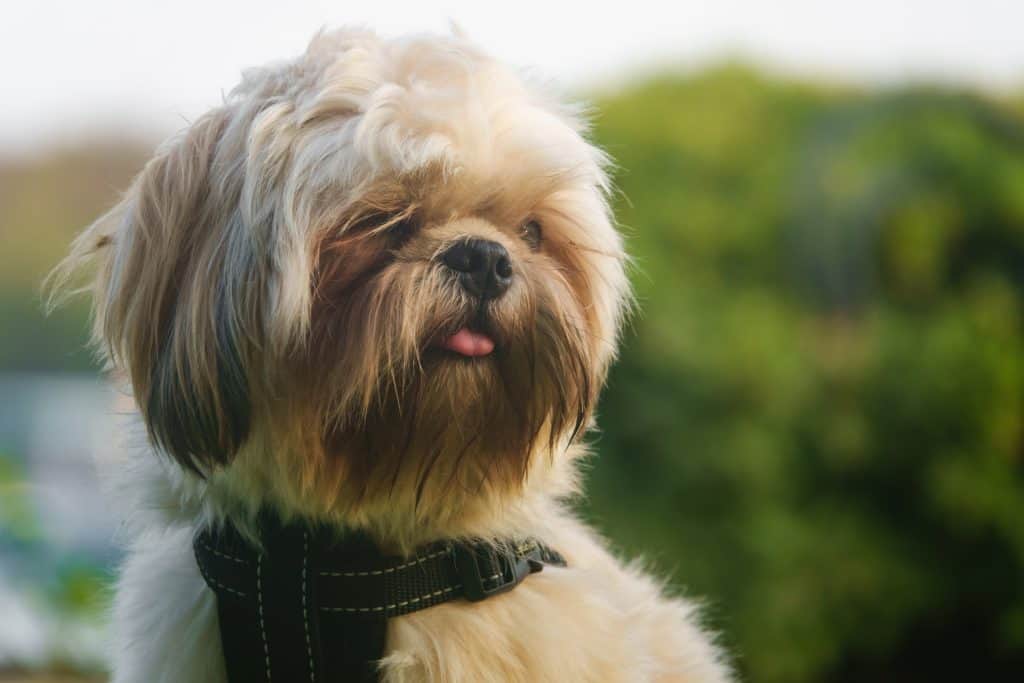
[48,27,732,681]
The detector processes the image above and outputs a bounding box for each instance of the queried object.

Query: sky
[4,0,1023,155]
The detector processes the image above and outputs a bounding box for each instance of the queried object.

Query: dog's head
[52,29,630,533]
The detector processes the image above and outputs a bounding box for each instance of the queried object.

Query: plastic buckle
[454,543,535,602]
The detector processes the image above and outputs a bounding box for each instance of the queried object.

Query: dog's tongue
[440,328,495,357]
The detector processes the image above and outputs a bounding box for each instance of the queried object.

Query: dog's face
[57,30,629,531]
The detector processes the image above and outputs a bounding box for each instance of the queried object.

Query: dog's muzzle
[440,237,514,300]
[193,515,566,682]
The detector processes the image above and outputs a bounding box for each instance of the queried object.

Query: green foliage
[48,563,108,617]
[0,143,150,372]
[0,455,41,543]
[2,66,1023,680]
[585,66,1024,681]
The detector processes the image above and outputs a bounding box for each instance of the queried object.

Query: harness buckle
[454,542,538,602]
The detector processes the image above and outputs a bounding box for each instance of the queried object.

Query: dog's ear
[52,108,255,475]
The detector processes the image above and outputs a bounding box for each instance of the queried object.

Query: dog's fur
[50,27,733,682]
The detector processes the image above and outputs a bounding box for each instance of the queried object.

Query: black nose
[440,238,513,300]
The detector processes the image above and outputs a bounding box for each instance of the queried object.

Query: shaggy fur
[50,26,733,682]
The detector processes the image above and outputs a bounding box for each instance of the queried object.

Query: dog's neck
[192,441,587,555]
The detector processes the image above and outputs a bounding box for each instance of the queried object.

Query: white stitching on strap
[302,532,315,682]
[201,541,249,565]
[199,564,248,598]
[318,547,452,578]
[193,557,247,598]
[318,584,463,614]
[257,556,272,682]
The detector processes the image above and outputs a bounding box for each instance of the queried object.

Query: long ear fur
[47,108,254,475]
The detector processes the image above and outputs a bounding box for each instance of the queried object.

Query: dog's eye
[349,210,417,246]
[389,218,415,243]
[520,220,542,250]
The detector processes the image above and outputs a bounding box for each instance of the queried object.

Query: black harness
[193,518,566,682]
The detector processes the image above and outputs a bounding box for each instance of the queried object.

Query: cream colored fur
[53,26,734,683]
[106,437,731,682]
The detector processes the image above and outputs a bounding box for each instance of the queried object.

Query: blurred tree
[586,65,1024,682]
[0,144,150,371]
[2,66,1023,681]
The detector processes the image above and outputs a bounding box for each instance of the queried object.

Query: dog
[50,27,733,683]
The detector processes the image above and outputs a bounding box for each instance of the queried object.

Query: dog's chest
[378,567,639,683]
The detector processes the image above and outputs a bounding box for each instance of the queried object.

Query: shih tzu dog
[51,27,732,683]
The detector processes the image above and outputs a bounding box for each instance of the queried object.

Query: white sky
[3,0,1023,156]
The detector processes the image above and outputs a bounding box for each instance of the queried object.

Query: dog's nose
[440,238,513,300]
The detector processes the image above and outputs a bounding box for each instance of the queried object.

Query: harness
[194,518,566,682]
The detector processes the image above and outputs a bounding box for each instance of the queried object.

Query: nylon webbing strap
[193,520,566,682]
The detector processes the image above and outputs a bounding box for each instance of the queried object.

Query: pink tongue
[441,328,495,357]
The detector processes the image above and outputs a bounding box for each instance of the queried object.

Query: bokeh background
[2,2,1023,681]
